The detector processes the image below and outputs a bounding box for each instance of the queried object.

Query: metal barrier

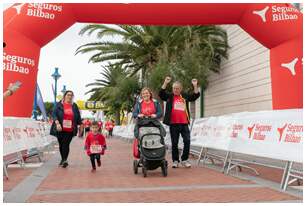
[3,141,57,180]
[282,161,303,190]
[196,147,303,191]
[114,115,303,192]
[3,151,25,179]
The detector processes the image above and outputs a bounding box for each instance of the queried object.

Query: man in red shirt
[159,76,200,168]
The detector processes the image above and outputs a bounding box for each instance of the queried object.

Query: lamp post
[51,67,61,110]
[61,85,67,95]
[32,84,38,120]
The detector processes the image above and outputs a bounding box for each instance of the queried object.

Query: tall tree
[85,64,140,124]
[76,24,228,90]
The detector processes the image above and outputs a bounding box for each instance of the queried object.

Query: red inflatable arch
[3,3,303,117]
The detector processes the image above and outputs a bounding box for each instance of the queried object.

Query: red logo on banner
[247,124,256,138]
[278,123,303,143]
[277,124,288,142]
[248,123,272,140]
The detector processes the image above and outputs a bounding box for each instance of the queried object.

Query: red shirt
[84,120,91,128]
[171,95,188,124]
[105,121,114,131]
[98,121,103,129]
[85,132,106,155]
[62,102,74,132]
[140,100,156,116]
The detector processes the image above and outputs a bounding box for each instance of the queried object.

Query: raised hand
[191,79,198,87]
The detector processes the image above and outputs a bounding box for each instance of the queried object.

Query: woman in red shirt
[51,90,83,168]
[132,88,163,158]
[132,88,162,119]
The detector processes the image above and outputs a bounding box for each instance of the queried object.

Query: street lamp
[51,67,61,110]
[61,85,67,95]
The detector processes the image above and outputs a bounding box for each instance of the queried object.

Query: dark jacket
[132,98,163,119]
[50,101,82,137]
[159,88,200,126]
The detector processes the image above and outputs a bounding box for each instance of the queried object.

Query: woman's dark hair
[63,90,74,101]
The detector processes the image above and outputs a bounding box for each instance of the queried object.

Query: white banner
[228,109,303,163]
[3,118,56,156]
[190,109,302,163]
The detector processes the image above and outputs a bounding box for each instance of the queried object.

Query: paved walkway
[3,137,302,203]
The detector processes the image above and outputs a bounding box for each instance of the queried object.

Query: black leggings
[90,154,101,168]
[57,132,74,162]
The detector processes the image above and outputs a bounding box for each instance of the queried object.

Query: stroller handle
[137,116,157,120]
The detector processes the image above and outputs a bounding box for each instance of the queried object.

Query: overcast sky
[38,23,111,102]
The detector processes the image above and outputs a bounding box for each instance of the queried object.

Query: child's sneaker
[91,167,96,172]
[97,159,101,167]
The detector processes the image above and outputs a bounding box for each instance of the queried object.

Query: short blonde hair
[141,87,153,99]
[172,81,183,88]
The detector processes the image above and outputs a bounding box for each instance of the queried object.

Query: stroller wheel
[161,160,168,177]
[142,166,147,177]
[133,160,138,174]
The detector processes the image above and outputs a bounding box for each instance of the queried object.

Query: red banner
[3,29,40,117]
[3,3,303,117]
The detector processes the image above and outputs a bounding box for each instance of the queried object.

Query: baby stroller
[133,117,168,177]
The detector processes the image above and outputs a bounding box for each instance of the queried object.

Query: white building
[193,24,272,118]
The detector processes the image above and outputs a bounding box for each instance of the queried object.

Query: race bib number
[63,120,72,129]
[174,101,185,111]
[90,145,102,154]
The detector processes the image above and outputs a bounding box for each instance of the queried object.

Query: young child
[85,121,107,172]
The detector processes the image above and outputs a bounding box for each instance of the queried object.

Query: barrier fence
[113,109,303,191]
[3,117,57,179]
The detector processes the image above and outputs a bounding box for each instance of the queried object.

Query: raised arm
[184,79,201,102]
[158,76,172,101]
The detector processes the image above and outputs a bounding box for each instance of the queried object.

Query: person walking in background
[159,76,200,168]
[105,120,115,138]
[98,120,103,133]
[50,90,83,168]
[85,121,107,172]
[84,118,92,136]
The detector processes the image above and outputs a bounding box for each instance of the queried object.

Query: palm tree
[86,64,140,124]
[76,25,229,88]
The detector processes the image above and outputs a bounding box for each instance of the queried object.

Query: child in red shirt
[85,121,107,172]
